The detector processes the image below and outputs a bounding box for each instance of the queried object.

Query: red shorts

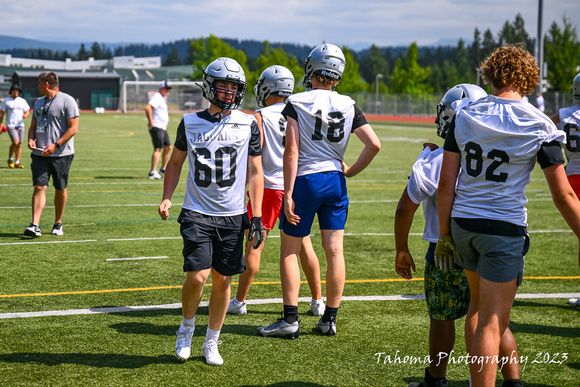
[568,174,580,198]
[247,188,284,230]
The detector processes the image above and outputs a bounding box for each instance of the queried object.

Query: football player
[227,65,325,317]
[158,57,264,365]
[551,72,580,307]
[0,84,31,168]
[437,45,580,386]
[396,84,522,387]
[257,43,381,338]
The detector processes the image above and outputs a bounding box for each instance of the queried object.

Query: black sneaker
[24,222,42,237]
[408,368,447,387]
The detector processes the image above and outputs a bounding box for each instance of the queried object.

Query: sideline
[1,293,578,320]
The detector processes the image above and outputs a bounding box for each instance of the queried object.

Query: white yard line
[1,293,578,319]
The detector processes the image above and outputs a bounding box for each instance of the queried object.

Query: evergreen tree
[335,46,367,94]
[77,43,89,60]
[544,16,580,92]
[164,46,182,66]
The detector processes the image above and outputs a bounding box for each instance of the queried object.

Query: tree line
[2,13,578,95]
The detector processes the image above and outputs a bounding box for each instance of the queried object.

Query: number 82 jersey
[447,96,566,226]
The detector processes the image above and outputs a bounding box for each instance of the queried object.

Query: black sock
[283,305,298,324]
[321,306,338,323]
[502,379,523,387]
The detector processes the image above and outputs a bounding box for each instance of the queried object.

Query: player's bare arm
[343,124,381,178]
[158,148,187,220]
[283,116,300,225]
[394,187,419,279]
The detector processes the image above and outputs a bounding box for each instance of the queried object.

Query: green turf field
[0,112,578,386]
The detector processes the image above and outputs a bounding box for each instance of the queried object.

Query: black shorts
[179,216,247,276]
[149,127,171,149]
[31,154,74,190]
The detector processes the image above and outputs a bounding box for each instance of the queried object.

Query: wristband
[55,142,61,149]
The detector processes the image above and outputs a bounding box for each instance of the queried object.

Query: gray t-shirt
[32,92,79,157]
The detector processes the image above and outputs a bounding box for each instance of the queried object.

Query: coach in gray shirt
[25,71,79,237]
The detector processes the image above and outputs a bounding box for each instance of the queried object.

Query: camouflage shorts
[424,261,470,320]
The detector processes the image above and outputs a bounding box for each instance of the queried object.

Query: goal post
[121,80,206,113]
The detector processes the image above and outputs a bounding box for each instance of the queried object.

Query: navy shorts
[30,154,74,191]
[149,127,171,149]
[280,171,349,237]
[451,218,529,286]
[180,219,246,276]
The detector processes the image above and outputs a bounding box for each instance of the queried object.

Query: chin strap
[211,103,232,121]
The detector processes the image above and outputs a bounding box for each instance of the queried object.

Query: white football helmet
[254,65,295,107]
[201,57,246,111]
[303,43,346,90]
[435,84,487,138]
[573,72,580,103]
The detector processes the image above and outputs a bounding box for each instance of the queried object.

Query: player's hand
[248,216,264,249]
[341,160,350,177]
[434,234,462,272]
[284,195,300,226]
[395,251,416,279]
[423,142,439,151]
[158,199,172,220]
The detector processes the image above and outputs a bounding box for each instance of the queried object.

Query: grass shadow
[0,353,179,368]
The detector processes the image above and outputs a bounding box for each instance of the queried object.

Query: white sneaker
[175,325,194,360]
[310,299,325,316]
[227,299,247,315]
[51,222,63,236]
[24,222,42,237]
[568,298,580,306]
[202,339,223,365]
[148,171,162,179]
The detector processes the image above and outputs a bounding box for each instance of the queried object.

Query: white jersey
[556,104,580,176]
[407,146,443,243]
[451,95,566,226]
[256,103,285,189]
[181,110,257,216]
[148,92,169,130]
[286,89,355,176]
[0,96,30,128]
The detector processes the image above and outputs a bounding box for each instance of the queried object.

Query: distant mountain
[0,34,84,52]
[0,34,134,53]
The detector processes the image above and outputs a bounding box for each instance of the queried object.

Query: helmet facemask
[200,57,247,119]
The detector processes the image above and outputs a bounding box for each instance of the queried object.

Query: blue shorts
[280,171,348,237]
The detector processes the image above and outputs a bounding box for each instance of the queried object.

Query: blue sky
[3,0,579,49]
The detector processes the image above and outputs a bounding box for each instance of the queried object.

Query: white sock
[311,298,323,304]
[233,297,243,305]
[205,327,220,343]
[182,316,195,330]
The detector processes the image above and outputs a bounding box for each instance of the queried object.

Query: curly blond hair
[480,44,539,95]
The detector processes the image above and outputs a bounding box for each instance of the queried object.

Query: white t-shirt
[450,95,565,226]
[557,104,580,176]
[285,89,355,176]
[406,146,443,243]
[256,103,286,189]
[148,92,169,130]
[0,96,30,128]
